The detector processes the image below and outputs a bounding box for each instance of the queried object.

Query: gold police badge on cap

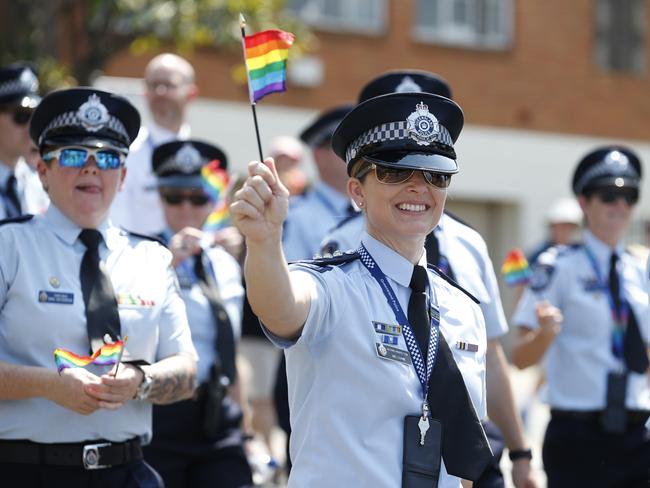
[76,94,110,132]
[176,143,202,173]
[406,102,440,146]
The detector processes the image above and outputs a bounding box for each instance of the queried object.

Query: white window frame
[287,0,388,36]
[412,0,513,50]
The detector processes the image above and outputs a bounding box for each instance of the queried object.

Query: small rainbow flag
[244,29,295,102]
[54,340,125,373]
[501,248,532,287]
[201,159,231,231]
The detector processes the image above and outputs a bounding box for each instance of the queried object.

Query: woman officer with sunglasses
[231,92,492,488]
[142,140,253,488]
[0,88,198,488]
[512,146,650,487]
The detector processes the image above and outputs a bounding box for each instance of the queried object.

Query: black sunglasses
[595,189,639,206]
[0,105,33,125]
[355,162,452,189]
[160,192,211,206]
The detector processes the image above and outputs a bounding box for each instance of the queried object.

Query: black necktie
[610,253,650,374]
[425,232,441,267]
[194,252,237,382]
[409,265,492,480]
[5,175,21,217]
[79,229,121,353]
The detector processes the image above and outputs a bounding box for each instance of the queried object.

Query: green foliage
[0,0,312,87]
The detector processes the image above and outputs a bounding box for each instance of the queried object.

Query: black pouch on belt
[201,359,229,439]
[402,416,442,488]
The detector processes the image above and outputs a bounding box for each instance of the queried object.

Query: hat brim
[363,151,458,175]
[584,176,640,192]
[41,135,129,153]
[156,175,204,189]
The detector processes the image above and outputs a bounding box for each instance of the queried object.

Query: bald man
[111,53,198,234]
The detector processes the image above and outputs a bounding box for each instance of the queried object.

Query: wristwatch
[508,448,533,462]
[132,364,154,400]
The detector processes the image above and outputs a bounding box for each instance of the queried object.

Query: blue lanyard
[358,244,439,400]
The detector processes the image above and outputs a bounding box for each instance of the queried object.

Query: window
[594,0,645,73]
[412,0,513,49]
[286,0,387,35]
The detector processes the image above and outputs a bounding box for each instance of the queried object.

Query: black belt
[0,438,142,470]
[551,409,650,427]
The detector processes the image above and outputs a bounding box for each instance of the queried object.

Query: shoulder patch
[291,251,360,273]
[427,263,480,304]
[0,214,34,226]
[122,229,166,247]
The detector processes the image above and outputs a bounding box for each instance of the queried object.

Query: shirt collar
[44,205,113,250]
[313,181,350,213]
[360,231,427,289]
[147,121,191,145]
[0,163,12,188]
[583,229,625,267]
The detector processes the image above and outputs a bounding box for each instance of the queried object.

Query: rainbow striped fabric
[501,248,532,287]
[244,29,295,102]
[201,159,231,231]
[54,340,124,373]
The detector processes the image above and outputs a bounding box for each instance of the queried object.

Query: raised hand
[230,158,290,245]
[169,226,204,267]
[535,301,563,338]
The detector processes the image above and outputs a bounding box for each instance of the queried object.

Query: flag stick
[112,335,128,378]
[239,13,264,162]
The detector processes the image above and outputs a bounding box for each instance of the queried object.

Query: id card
[402,415,442,488]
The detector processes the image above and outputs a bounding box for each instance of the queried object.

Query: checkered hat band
[39,111,129,146]
[345,120,453,163]
[0,78,37,99]
[575,160,640,193]
[157,157,208,175]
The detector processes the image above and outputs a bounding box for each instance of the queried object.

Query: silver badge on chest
[406,102,440,146]
[77,94,110,132]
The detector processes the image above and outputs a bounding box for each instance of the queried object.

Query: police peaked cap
[358,69,453,103]
[0,62,40,106]
[153,139,228,189]
[30,87,140,152]
[572,145,642,195]
[332,92,464,175]
[299,104,354,148]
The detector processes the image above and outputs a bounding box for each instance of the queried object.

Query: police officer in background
[0,87,197,487]
[512,146,650,486]
[0,62,47,219]
[281,104,354,261]
[322,70,536,488]
[143,140,252,487]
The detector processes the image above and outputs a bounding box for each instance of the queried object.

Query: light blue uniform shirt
[282,182,351,261]
[0,206,197,443]
[265,233,487,488]
[512,230,650,410]
[321,212,509,340]
[167,229,244,384]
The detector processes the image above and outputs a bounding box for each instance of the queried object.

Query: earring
[358,201,364,208]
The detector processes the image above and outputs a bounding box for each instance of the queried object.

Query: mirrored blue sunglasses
[42,146,126,170]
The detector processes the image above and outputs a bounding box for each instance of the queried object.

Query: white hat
[546,197,582,225]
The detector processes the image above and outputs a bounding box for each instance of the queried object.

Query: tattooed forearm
[147,355,197,404]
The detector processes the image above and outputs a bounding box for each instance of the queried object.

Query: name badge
[582,276,602,293]
[38,290,74,305]
[375,343,411,365]
[455,341,479,352]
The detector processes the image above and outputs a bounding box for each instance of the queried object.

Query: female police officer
[0,88,197,487]
[231,92,492,488]
[142,140,252,487]
[512,146,650,486]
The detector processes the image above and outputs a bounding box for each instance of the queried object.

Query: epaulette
[442,210,476,232]
[427,263,479,304]
[0,214,33,226]
[290,250,360,273]
[121,229,166,247]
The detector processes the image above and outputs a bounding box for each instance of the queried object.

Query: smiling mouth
[397,203,428,212]
[76,184,101,194]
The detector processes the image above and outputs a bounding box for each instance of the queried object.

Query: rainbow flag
[54,340,125,373]
[501,248,532,287]
[244,29,295,102]
[201,159,231,231]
